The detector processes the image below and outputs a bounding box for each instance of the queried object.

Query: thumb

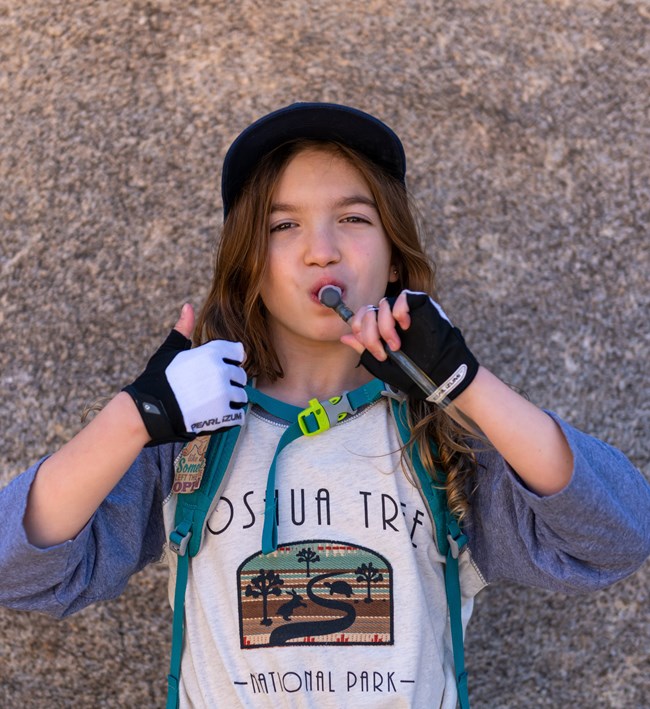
[173,303,195,340]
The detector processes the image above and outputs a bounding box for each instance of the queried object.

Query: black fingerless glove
[360,292,479,402]
[123,330,194,446]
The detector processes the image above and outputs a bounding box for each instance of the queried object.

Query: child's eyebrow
[335,195,378,211]
[270,195,378,214]
[270,202,298,214]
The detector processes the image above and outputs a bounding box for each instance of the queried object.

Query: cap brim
[221,102,406,217]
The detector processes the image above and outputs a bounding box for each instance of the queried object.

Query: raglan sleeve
[0,443,178,618]
[466,412,650,593]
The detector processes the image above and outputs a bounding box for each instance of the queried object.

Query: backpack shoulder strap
[167,395,470,709]
[389,399,451,553]
[170,425,242,558]
[167,424,242,709]
[389,398,470,709]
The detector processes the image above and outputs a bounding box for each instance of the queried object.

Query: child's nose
[304,224,341,266]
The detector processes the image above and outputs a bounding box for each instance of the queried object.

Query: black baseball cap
[221,102,406,218]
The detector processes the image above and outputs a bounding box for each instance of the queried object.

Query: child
[0,102,648,709]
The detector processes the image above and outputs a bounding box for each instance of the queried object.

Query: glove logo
[191,410,244,432]
[426,364,467,405]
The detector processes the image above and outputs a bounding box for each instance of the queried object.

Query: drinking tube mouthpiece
[317,284,484,438]
[318,285,354,322]
[318,285,438,399]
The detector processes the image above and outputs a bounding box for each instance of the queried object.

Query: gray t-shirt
[0,396,648,707]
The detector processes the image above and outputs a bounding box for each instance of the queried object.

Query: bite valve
[318,285,354,322]
[317,283,484,436]
[318,284,445,404]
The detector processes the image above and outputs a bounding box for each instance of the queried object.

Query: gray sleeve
[0,443,177,618]
[466,412,650,594]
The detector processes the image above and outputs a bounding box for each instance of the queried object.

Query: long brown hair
[195,139,478,519]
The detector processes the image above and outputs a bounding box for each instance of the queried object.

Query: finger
[390,291,412,331]
[173,303,195,340]
[377,298,401,351]
[229,385,249,407]
[359,306,387,361]
[347,303,373,335]
[340,305,384,358]
[225,362,247,387]
[204,339,245,365]
[340,333,366,355]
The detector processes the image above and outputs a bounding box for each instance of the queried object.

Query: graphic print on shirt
[172,437,210,494]
[237,540,393,648]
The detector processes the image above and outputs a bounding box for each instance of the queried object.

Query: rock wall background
[0,1,648,706]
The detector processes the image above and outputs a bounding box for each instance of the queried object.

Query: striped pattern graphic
[237,540,394,648]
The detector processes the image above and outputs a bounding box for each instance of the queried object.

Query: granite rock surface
[0,1,648,706]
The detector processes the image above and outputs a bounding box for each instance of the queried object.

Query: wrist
[121,385,194,447]
[450,366,498,411]
[113,391,153,445]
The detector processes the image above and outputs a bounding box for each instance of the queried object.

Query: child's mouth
[311,280,346,304]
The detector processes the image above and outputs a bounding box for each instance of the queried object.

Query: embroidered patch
[173,437,210,494]
[237,540,393,648]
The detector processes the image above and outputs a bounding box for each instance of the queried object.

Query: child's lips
[310,280,346,303]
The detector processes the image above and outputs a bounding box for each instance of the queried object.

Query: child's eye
[341,215,371,224]
[270,221,296,233]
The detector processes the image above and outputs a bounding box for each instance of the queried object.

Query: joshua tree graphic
[245,569,284,626]
[355,562,384,603]
[296,546,321,577]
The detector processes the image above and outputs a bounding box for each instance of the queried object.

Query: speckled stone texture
[0,1,648,706]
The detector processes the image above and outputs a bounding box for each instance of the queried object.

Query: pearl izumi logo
[427,364,467,405]
[191,410,244,432]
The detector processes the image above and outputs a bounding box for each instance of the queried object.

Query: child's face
[259,147,397,349]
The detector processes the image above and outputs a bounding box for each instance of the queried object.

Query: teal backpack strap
[245,388,304,554]
[166,379,386,707]
[248,379,386,553]
[167,528,190,709]
[390,398,470,709]
[167,425,242,709]
[445,517,470,709]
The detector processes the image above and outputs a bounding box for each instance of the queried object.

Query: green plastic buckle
[297,395,354,436]
[298,398,330,436]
